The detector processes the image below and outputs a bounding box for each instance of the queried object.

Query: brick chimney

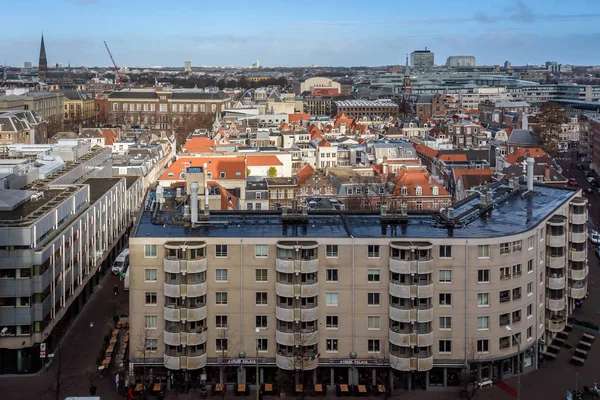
[544,165,551,181]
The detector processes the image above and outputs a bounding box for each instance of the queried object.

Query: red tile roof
[288,113,310,123]
[159,156,246,181]
[182,137,216,153]
[438,153,468,162]
[414,143,439,160]
[245,155,283,166]
[295,164,315,184]
[504,147,547,165]
[392,169,449,197]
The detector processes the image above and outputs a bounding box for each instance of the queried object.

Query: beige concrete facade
[128,193,588,389]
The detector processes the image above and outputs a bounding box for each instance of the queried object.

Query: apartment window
[326,245,338,258]
[145,338,158,353]
[477,293,489,306]
[172,104,177,112]
[499,290,510,303]
[527,259,533,273]
[500,267,511,280]
[367,316,380,330]
[327,339,339,352]
[513,240,522,253]
[439,340,452,353]
[527,304,533,317]
[122,103,128,111]
[368,293,380,306]
[193,104,198,112]
[144,269,157,282]
[255,292,268,305]
[216,339,228,352]
[215,269,228,282]
[144,292,157,305]
[160,104,167,112]
[477,269,490,283]
[477,339,489,353]
[144,245,157,258]
[527,282,533,295]
[216,292,228,305]
[255,245,268,258]
[144,315,158,329]
[368,245,380,258]
[211,104,217,113]
[367,269,381,283]
[477,316,489,330]
[113,103,118,111]
[478,245,490,258]
[326,269,339,283]
[368,339,380,353]
[216,315,228,328]
[499,336,510,349]
[326,292,339,306]
[256,338,268,352]
[527,326,533,339]
[512,310,521,322]
[439,270,452,283]
[500,242,511,255]
[215,245,228,258]
[439,316,452,330]
[256,316,267,329]
[512,264,522,277]
[151,104,155,112]
[326,316,339,329]
[439,245,452,258]
[255,269,268,282]
[439,293,452,306]
[528,235,534,249]
[201,104,206,112]
[512,287,521,300]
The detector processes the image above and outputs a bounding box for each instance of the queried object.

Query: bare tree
[458,339,481,400]
[292,329,319,400]
[345,173,394,211]
[371,341,392,400]
[85,367,101,396]
[532,102,566,155]
[215,327,239,400]
[134,326,161,399]
[46,339,78,400]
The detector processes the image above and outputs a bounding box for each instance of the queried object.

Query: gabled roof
[288,113,310,123]
[159,156,245,181]
[414,143,439,160]
[295,164,316,184]
[183,137,217,153]
[245,155,283,166]
[438,153,467,162]
[504,147,547,165]
[392,169,449,197]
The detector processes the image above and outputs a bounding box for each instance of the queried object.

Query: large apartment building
[128,167,588,392]
[0,146,144,374]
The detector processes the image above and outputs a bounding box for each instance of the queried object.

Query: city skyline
[1,0,600,68]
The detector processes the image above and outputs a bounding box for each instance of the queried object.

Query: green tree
[268,166,277,177]
[533,102,565,155]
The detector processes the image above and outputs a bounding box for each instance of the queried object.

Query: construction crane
[104,41,124,88]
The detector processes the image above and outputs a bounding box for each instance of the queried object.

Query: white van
[111,248,130,275]
[123,268,130,291]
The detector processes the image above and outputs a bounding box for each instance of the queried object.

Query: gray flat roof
[134,182,578,239]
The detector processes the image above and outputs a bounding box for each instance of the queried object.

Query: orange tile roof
[288,113,310,123]
[318,139,331,147]
[159,156,246,181]
[245,155,283,166]
[280,122,292,132]
[182,137,216,153]
[295,164,315,184]
[414,143,439,160]
[438,153,468,162]
[392,169,449,197]
[98,128,117,145]
[504,147,547,165]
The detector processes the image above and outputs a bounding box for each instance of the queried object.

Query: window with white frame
[477,269,490,283]
[477,316,489,330]
[326,339,339,352]
[326,292,339,306]
[415,186,422,196]
[326,269,339,282]
[216,315,228,328]
[145,338,158,352]
[477,339,489,353]
[439,245,452,258]
[144,269,157,282]
[216,339,228,352]
[367,316,380,330]
[512,240,522,253]
[367,269,380,282]
[145,292,157,305]
[256,316,267,329]
[439,270,452,283]
[215,245,228,258]
[439,340,452,353]
[478,245,490,258]
[326,245,338,258]
[257,338,268,352]
[215,292,228,305]
[145,315,158,329]
[439,316,451,329]
[368,245,380,258]
[144,245,157,258]
[367,293,380,305]
[326,315,339,328]
[500,242,511,255]
[439,293,452,306]
[255,245,268,258]
[255,292,268,305]
[477,293,489,306]
[368,339,380,353]
[215,269,228,282]
[255,269,268,282]
[528,235,534,249]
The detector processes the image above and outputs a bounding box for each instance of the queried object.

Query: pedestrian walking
[127,386,134,399]
[114,284,119,296]
[116,373,120,393]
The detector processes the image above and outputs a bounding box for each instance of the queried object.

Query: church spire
[403,54,412,94]
[38,34,48,80]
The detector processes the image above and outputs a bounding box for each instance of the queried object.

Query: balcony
[546,296,566,311]
[276,353,319,371]
[546,317,566,333]
[275,282,295,297]
[164,307,180,321]
[389,259,433,274]
[547,256,566,269]
[389,282,410,298]
[570,249,586,262]
[546,276,566,290]
[276,330,319,346]
[164,352,208,370]
[417,356,434,371]
[548,235,566,248]
[164,258,181,273]
[164,283,180,297]
[389,330,433,347]
[186,353,208,370]
[186,329,208,346]
[301,259,319,273]
[187,306,207,321]
[570,213,587,225]
[389,330,410,347]
[416,308,433,322]
[186,258,207,273]
[164,354,180,370]
[569,232,587,243]
[276,306,294,322]
[389,352,410,371]
[300,307,319,322]
[389,306,410,322]
[570,267,588,281]
[164,330,181,346]
[276,259,295,273]
[301,282,319,297]
[182,282,208,298]
[570,285,587,300]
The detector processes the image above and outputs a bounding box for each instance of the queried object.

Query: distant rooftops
[334,99,399,107]
[107,88,230,100]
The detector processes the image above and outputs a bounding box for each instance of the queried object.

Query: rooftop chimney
[544,165,551,181]
[526,157,535,191]
[447,207,454,219]
[190,181,199,224]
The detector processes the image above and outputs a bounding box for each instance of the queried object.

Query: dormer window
[415,186,422,196]
[401,186,407,196]
[220,172,226,179]
[432,186,439,196]
[207,172,212,178]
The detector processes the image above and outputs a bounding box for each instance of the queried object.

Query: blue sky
[2,0,599,67]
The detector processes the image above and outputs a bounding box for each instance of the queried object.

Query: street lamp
[255,327,260,400]
[505,326,520,400]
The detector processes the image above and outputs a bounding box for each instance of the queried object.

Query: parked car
[590,231,600,245]
[569,178,578,186]
[111,248,130,275]
[584,171,592,178]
